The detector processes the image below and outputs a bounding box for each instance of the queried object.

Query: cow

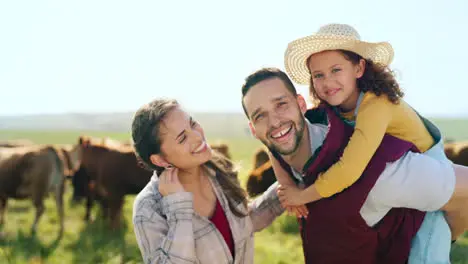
[246,148,277,197]
[252,147,270,168]
[211,142,234,171]
[71,138,235,229]
[445,140,468,166]
[71,136,153,229]
[0,143,81,236]
[211,143,232,160]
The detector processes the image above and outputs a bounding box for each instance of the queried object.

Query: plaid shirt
[133,168,284,264]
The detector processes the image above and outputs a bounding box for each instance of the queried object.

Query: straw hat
[284,23,394,85]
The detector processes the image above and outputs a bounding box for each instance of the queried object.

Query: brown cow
[252,147,270,168]
[71,136,153,229]
[246,148,277,197]
[211,143,234,170]
[0,143,81,236]
[445,140,468,166]
[443,140,468,238]
[211,143,232,160]
[71,137,235,229]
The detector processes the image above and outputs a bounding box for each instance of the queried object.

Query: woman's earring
[166,164,174,169]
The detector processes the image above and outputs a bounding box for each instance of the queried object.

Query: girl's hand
[278,184,307,207]
[286,205,309,219]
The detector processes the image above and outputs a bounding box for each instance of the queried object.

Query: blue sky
[1,0,467,117]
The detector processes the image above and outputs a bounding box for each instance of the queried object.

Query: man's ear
[150,154,171,168]
[297,94,308,114]
[248,122,258,139]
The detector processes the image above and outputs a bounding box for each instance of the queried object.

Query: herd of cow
[1,135,468,237]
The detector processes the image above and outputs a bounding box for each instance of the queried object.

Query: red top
[210,199,235,257]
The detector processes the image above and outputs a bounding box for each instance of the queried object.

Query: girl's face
[307,50,365,112]
[152,107,212,170]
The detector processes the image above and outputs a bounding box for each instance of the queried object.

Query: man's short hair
[241,67,298,118]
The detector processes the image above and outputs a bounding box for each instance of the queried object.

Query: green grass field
[1,127,468,263]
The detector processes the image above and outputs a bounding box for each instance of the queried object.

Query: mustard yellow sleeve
[314,97,394,197]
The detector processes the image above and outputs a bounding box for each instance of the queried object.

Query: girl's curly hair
[308,50,404,106]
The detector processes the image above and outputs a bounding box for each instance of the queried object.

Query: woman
[131,98,284,264]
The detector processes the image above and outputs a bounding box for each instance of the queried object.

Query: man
[241,68,451,263]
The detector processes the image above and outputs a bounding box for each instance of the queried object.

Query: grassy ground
[1,128,468,263]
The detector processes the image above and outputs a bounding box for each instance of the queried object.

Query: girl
[275,23,468,239]
[131,98,284,264]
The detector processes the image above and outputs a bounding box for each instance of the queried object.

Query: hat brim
[284,35,394,85]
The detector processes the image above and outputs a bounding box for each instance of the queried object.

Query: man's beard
[261,117,305,156]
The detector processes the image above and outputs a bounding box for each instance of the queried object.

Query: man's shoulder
[304,106,328,126]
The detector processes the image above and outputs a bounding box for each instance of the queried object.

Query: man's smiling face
[243,77,307,155]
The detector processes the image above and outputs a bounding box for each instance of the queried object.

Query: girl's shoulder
[133,174,165,217]
[361,92,403,110]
